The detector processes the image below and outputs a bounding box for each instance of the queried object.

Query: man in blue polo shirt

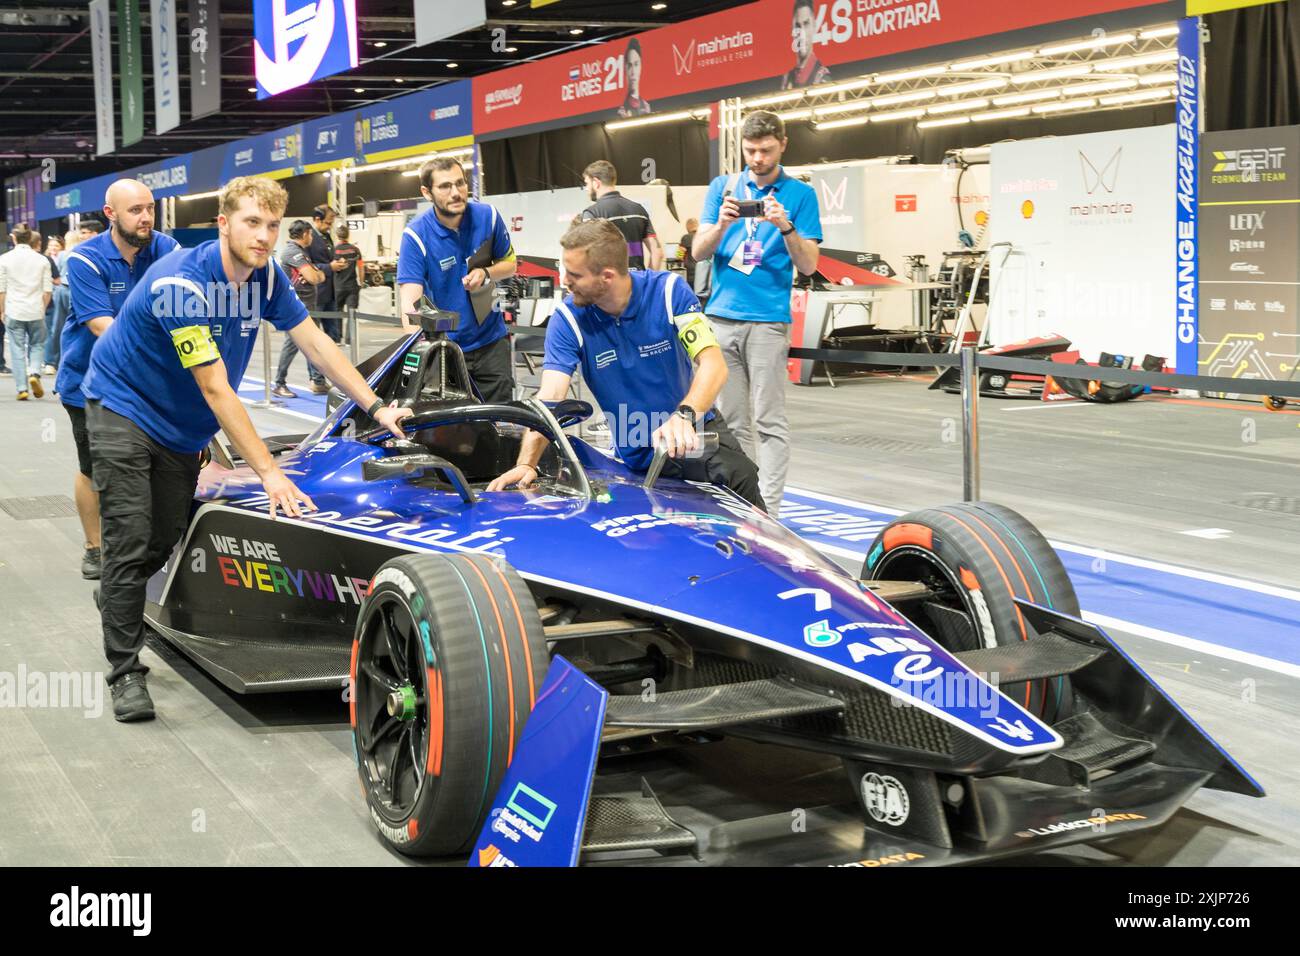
[693,110,822,516]
[398,155,517,402]
[58,180,179,581]
[487,219,761,508]
[82,176,410,723]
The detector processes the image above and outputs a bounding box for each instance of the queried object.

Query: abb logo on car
[895,194,918,213]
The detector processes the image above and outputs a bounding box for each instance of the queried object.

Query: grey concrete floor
[0,325,1295,866]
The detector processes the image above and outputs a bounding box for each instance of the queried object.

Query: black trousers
[466,335,514,404]
[661,413,766,512]
[86,401,201,684]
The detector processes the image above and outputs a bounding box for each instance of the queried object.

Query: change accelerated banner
[472,0,1166,138]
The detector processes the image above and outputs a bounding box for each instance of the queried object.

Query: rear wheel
[351,553,548,857]
[862,502,1079,721]
[1264,395,1287,412]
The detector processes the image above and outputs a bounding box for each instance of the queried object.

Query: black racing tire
[861,501,1080,720]
[351,552,548,857]
[1263,395,1287,412]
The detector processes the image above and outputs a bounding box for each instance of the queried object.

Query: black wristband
[780,224,796,236]
[366,399,384,419]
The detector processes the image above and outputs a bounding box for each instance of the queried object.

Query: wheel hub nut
[386,685,417,720]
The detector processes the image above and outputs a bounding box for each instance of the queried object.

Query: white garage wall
[988,125,1176,362]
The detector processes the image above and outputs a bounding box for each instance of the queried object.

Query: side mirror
[544,399,594,429]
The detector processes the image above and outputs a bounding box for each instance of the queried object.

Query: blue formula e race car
[144,316,1263,867]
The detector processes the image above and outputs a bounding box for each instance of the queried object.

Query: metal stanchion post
[508,329,518,400]
[348,306,359,365]
[960,345,979,502]
[253,326,280,408]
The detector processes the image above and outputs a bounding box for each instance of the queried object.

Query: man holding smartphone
[692,110,821,515]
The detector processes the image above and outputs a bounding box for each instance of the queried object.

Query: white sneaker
[42,364,56,375]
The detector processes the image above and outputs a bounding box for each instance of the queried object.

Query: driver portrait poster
[472,0,1163,138]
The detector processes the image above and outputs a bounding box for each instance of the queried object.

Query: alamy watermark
[150,280,264,321]
[0,666,104,718]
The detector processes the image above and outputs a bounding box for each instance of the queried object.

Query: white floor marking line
[1179,528,1235,540]
[1049,541,1300,603]
[788,486,1300,604]
[1082,612,1300,679]
[238,396,323,424]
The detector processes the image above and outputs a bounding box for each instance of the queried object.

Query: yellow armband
[171,325,220,368]
[675,314,718,360]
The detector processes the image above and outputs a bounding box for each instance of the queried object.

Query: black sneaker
[110,674,155,722]
[82,546,102,580]
[92,587,101,611]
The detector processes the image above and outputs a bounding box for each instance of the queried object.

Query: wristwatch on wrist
[780,223,797,236]
[675,404,697,427]
[366,399,385,419]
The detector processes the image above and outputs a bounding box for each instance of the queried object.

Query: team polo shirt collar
[203,239,230,285]
[592,271,648,324]
[427,209,466,241]
[742,166,788,195]
[101,231,170,268]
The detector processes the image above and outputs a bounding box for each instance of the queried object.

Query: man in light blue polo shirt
[58,180,179,581]
[693,110,822,515]
[488,219,761,508]
[398,155,517,402]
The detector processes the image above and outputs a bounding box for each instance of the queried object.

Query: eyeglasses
[430,178,467,192]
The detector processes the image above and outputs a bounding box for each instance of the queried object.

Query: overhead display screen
[254,0,359,99]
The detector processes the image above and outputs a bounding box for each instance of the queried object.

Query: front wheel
[862,501,1079,721]
[351,553,548,857]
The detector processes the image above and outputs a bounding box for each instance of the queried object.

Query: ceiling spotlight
[502,0,516,6]
[505,46,518,53]
[247,86,256,92]
[570,28,584,35]
[374,41,387,48]
[447,62,459,68]
[394,77,404,83]
[652,3,668,10]
[354,87,365,93]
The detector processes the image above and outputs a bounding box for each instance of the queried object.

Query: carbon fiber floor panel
[151,623,351,694]
[582,791,697,854]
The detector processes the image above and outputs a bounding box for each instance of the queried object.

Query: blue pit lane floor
[779,487,1300,678]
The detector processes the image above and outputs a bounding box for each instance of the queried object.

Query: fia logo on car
[861,773,910,826]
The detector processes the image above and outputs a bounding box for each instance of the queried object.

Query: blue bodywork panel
[468,657,608,867]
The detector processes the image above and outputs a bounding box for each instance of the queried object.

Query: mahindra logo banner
[671,41,696,75]
[819,177,847,211]
[473,0,1160,138]
[1080,148,1122,194]
[254,0,359,99]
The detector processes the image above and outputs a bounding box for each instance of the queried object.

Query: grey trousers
[709,316,790,515]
